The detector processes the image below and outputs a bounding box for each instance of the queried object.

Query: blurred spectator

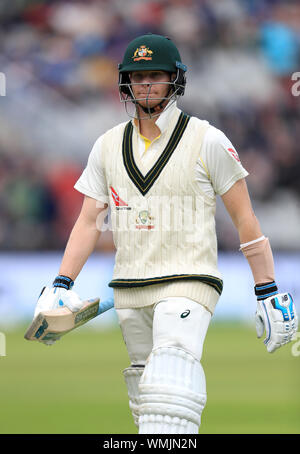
[0,151,57,249]
[45,161,81,243]
[259,3,300,76]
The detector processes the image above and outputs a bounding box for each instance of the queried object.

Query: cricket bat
[24,297,114,344]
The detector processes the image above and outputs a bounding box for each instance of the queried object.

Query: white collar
[132,101,179,136]
[155,100,178,135]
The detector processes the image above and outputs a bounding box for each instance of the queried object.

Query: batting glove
[255,282,298,353]
[34,276,84,345]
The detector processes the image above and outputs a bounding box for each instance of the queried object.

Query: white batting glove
[34,275,84,345]
[34,286,84,319]
[255,292,298,353]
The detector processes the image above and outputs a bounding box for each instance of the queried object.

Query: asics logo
[181,310,190,319]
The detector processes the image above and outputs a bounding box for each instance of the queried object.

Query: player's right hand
[33,275,84,319]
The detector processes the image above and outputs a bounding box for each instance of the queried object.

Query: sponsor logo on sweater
[110,186,131,210]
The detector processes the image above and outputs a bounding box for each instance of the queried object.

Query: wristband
[53,275,74,290]
[255,281,278,301]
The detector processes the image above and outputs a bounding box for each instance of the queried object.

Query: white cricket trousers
[116,297,211,365]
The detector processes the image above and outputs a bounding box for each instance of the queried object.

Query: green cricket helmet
[118,33,187,104]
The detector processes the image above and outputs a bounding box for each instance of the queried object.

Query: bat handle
[97,297,114,315]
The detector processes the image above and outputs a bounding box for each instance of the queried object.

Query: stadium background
[0,0,299,434]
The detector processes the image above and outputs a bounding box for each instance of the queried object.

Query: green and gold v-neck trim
[122,112,190,196]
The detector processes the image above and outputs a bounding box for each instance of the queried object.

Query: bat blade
[24,298,105,343]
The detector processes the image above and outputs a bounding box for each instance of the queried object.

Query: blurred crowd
[0,0,300,251]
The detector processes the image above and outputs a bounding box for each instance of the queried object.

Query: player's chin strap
[139,100,165,115]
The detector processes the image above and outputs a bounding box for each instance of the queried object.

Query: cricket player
[33,34,298,434]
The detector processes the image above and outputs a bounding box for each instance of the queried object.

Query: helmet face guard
[118,66,186,119]
[118,34,187,119]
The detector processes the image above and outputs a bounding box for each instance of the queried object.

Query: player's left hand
[255,293,298,353]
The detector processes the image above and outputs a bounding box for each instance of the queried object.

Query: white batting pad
[123,366,144,427]
[138,347,207,434]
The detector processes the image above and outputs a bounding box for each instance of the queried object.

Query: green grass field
[0,322,299,434]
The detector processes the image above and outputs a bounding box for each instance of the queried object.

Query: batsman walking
[32,34,298,434]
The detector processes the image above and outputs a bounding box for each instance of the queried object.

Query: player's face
[129,71,171,108]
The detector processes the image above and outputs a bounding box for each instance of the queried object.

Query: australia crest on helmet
[133,45,153,61]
